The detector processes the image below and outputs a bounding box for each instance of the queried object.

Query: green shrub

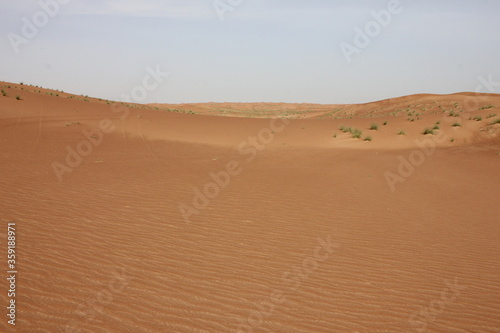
[422,128,435,135]
[370,123,379,130]
[363,135,372,141]
[351,128,362,139]
[452,122,461,127]
[473,116,483,121]
[15,95,21,100]
[398,130,406,135]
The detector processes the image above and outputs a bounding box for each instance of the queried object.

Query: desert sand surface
[1,82,500,333]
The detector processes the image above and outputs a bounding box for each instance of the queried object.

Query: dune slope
[1,82,499,332]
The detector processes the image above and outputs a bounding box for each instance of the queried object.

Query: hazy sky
[1,0,499,104]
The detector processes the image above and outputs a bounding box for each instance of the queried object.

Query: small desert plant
[363,135,372,141]
[473,116,483,121]
[450,138,455,142]
[480,104,494,110]
[486,113,497,119]
[351,128,362,139]
[452,122,461,127]
[15,95,21,100]
[383,121,388,126]
[422,128,435,135]
[433,124,440,130]
[398,130,406,135]
[333,132,337,138]
[491,118,500,124]
[1,90,6,96]
[370,123,379,130]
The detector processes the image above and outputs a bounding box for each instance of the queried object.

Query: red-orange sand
[1,82,499,332]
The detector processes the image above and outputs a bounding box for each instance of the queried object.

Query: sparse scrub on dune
[398,130,406,135]
[369,123,379,130]
[363,135,372,141]
[339,125,350,133]
[15,95,21,100]
[449,110,460,117]
[383,121,388,125]
[491,118,500,124]
[433,124,440,130]
[351,128,362,139]
[473,116,483,121]
[422,128,435,135]
[480,104,495,110]
[452,122,461,127]
[486,113,497,119]
[1,90,6,96]
[339,126,363,139]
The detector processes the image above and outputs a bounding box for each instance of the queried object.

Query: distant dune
[1,81,499,332]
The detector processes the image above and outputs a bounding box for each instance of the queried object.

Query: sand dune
[1,82,499,332]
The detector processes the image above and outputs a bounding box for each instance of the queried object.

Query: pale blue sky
[1,0,499,103]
